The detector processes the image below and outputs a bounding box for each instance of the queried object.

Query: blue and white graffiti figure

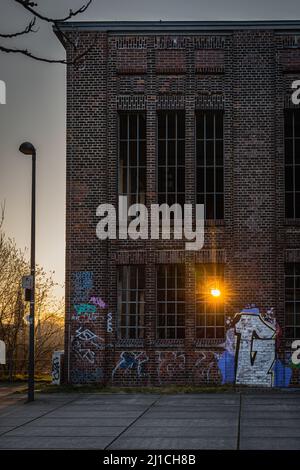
[235,308,276,387]
[112,351,148,379]
[218,307,287,387]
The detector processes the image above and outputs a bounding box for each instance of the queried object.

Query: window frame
[284,262,300,339]
[118,112,146,206]
[195,263,225,339]
[284,109,300,219]
[195,110,224,220]
[117,265,145,339]
[157,111,186,208]
[156,264,186,339]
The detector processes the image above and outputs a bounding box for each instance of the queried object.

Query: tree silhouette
[0,0,94,64]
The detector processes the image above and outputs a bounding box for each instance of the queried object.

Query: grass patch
[0,374,51,383]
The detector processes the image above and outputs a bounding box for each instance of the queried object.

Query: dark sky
[0,0,299,297]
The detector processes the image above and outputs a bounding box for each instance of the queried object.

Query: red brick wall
[63,28,300,387]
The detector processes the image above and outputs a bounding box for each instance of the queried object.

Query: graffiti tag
[72,327,105,364]
[112,351,148,379]
[156,351,185,384]
[107,312,113,333]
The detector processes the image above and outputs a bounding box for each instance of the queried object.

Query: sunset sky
[0,0,299,298]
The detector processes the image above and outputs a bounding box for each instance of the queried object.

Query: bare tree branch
[14,0,92,23]
[0,17,37,38]
[0,39,96,65]
[0,1,94,64]
[54,21,78,52]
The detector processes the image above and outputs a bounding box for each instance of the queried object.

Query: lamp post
[19,142,36,402]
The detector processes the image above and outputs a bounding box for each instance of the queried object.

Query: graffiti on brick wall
[71,327,105,364]
[71,272,113,328]
[107,312,113,333]
[72,271,95,321]
[235,309,276,387]
[73,271,93,302]
[72,303,98,321]
[112,351,148,379]
[218,307,293,387]
[156,351,185,384]
[90,296,107,309]
[71,368,103,384]
[52,357,60,383]
[51,352,63,385]
[193,351,220,384]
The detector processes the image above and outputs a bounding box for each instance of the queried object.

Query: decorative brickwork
[280,49,300,72]
[155,50,186,74]
[116,49,147,74]
[195,49,225,73]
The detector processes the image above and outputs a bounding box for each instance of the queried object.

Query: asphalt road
[0,392,300,449]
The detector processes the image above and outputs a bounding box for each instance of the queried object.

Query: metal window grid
[196,111,224,220]
[156,265,185,339]
[195,264,225,339]
[285,263,300,339]
[117,266,145,339]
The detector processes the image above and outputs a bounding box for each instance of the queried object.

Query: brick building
[56,21,300,387]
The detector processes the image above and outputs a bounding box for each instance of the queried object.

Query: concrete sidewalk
[0,384,27,414]
[0,391,300,449]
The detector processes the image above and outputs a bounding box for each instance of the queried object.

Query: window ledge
[153,339,185,348]
[205,219,225,226]
[194,339,224,348]
[285,219,300,226]
[116,339,145,348]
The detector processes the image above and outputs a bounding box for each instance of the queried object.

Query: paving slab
[45,410,143,418]
[154,403,238,409]
[0,436,113,449]
[239,418,300,427]
[0,417,41,427]
[123,425,238,437]
[241,411,300,419]
[241,404,300,410]
[133,417,236,426]
[75,396,159,404]
[240,437,300,450]
[157,396,238,405]
[240,426,300,438]
[108,436,236,450]
[2,410,59,419]
[5,426,124,437]
[0,427,15,435]
[243,396,300,402]
[140,411,239,419]
[25,417,136,427]
[62,404,149,411]
[144,407,239,419]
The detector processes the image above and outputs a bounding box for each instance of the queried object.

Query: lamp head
[210,288,221,298]
[19,142,35,155]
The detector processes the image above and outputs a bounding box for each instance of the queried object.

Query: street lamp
[19,142,36,402]
[211,288,221,298]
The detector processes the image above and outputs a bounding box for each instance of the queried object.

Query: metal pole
[28,149,36,402]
